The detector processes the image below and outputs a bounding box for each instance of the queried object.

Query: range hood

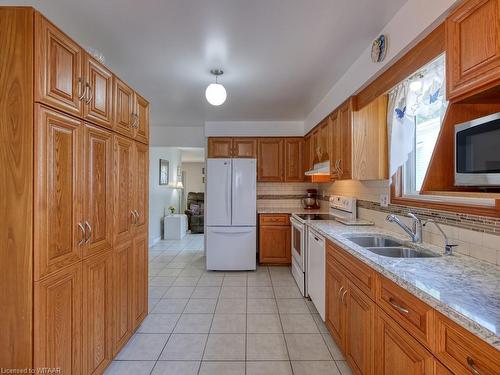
[305,161,330,176]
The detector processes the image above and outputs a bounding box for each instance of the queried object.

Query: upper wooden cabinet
[134,93,150,144]
[83,124,113,259]
[233,138,257,158]
[258,138,284,182]
[284,138,304,182]
[446,0,500,101]
[84,54,113,128]
[35,12,84,116]
[352,95,388,180]
[319,120,331,161]
[335,99,353,180]
[208,137,233,158]
[34,105,83,281]
[113,77,135,137]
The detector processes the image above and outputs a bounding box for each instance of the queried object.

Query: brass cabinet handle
[338,286,345,302]
[134,210,140,224]
[341,289,348,305]
[84,221,92,244]
[77,222,85,246]
[388,297,409,314]
[85,83,93,104]
[78,78,87,101]
[467,357,482,375]
[130,210,136,224]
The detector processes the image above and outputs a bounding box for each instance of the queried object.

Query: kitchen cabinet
[446,0,500,101]
[311,128,320,164]
[112,240,132,354]
[319,120,331,161]
[208,137,234,158]
[84,54,113,128]
[113,77,135,137]
[83,124,113,259]
[326,257,346,349]
[233,137,257,158]
[113,135,135,245]
[35,12,84,117]
[34,263,82,375]
[435,312,500,375]
[131,232,148,330]
[375,308,435,375]
[352,95,388,180]
[82,251,113,375]
[34,105,84,281]
[334,98,353,180]
[133,142,149,235]
[259,214,291,264]
[284,138,304,182]
[304,134,312,177]
[134,93,150,144]
[257,138,284,182]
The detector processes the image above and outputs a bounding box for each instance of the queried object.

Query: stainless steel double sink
[345,235,440,258]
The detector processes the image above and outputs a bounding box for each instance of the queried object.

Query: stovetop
[295,213,335,221]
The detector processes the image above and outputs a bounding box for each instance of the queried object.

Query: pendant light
[205,69,227,106]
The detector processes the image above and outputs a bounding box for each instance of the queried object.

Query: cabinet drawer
[435,313,500,375]
[259,214,289,226]
[327,240,375,298]
[377,276,435,349]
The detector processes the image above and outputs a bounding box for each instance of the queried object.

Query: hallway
[105,234,352,375]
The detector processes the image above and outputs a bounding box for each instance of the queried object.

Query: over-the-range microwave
[455,112,500,186]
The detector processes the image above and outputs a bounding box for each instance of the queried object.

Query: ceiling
[6,0,408,127]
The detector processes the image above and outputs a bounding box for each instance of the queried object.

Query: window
[388,54,447,196]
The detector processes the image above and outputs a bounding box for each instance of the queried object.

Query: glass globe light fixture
[205,69,227,106]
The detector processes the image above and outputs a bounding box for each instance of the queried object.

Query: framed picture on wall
[159,159,169,185]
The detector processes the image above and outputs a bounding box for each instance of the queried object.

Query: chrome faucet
[422,219,457,256]
[386,212,422,243]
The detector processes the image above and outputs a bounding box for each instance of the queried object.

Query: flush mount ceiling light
[205,69,227,106]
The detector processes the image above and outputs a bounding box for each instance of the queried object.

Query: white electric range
[290,195,373,297]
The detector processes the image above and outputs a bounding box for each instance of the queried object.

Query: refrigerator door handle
[226,163,231,222]
[210,229,254,234]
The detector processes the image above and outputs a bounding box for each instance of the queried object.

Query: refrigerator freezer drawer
[206,226,257,271]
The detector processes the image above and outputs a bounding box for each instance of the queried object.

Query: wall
[149,147,182,246]
[205,121,304,137]
[182,162,205,210]
[304,0,457,132]
[150,126,205,147]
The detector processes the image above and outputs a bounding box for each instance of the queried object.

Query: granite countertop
[306,220,500,350]
[257,207,326,214]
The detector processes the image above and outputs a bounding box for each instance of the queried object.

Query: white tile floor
[105,234,353,375]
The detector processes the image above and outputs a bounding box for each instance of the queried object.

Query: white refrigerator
[206,158,257,270]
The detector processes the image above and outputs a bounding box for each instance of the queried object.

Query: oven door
[290,217,305,270]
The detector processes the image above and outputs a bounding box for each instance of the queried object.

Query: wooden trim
[356,23,445,109]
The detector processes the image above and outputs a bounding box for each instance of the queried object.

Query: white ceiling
[6,0,407,127]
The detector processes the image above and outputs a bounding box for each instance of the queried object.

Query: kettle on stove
[302,189,320,209]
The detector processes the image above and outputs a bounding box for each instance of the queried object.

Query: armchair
[184,192,204,233]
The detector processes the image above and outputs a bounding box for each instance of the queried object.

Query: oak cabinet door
[446,0,500,100]
[35,13,83,116]
[257,138,284,182]
[131,232,148,330]
[258,225,291,264]
[284,138,304,182]
[83,124,113,258]
[330,112,340,180]
[34,263,82,375]
[337,100,353,180]
[83,251,112,375]
[375,308,435,375]
[84,54,113,128]
[326,259,345,349]
[345,282,375,375]
[319,121,330,161]
[134,142,149,235]
[233,138,257,158]
[208,137,233,158]
[113,135,134,245]
[113,77,134,137]
[34,105,83,280]
[311,129,320,164]
[134,93,149,144]
[112,240,132,354]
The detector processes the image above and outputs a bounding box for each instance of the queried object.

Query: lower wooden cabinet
[375,308,436,375]
[112,240,133,354]
[259,214,291,264]
[326,257,346,348]
[34,263,83,375]
[82,251,113,375]
[131,232,148,330]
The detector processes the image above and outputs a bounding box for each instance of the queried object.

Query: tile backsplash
[257,182,316,210]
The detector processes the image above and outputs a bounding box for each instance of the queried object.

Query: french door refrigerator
[206,158,257,270]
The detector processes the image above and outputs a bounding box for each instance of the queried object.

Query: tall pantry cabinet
[0,8,149,374]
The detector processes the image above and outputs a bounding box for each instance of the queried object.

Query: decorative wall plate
[371,34,388,63]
